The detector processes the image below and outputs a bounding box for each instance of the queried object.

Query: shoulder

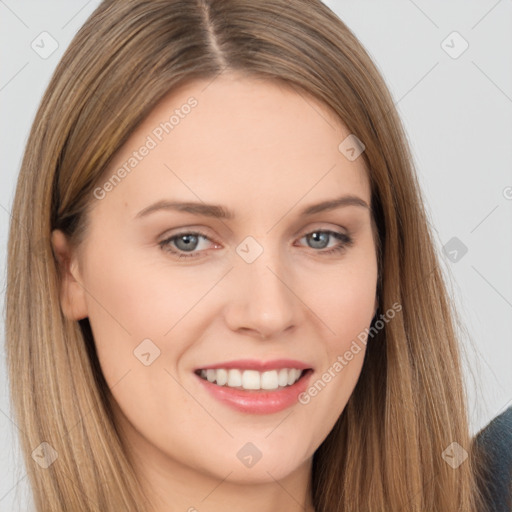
[473,406,512,512]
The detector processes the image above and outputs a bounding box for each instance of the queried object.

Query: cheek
[312,253,378,345]
[297,254,377,436]
[77,240,170,385]
[80,240,229,392]
[81,239,200,337]
[80,246,202,439]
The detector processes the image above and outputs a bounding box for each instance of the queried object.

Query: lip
[194,358,312,371]
[194,367,314,415]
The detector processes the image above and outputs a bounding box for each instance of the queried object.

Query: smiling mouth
[194,368,312,391]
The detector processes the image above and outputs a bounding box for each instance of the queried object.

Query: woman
[4,0,497,510]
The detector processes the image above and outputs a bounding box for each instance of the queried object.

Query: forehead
[93,73,370,222]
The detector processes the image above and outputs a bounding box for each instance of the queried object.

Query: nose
[224,245,298,340]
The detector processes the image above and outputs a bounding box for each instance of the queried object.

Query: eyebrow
[134,194,370,220]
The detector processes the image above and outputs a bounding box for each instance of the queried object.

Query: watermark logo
[442,236,468,263]
[441,31,469,60]
[339,134,365,161]
[31,442,58,468]
[31,31,59,59]
[442,441,468,469]
[133,338,161,366]
[236,442,262,468]
[236,236,264,264]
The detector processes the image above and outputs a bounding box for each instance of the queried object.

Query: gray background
[1,1,511,510]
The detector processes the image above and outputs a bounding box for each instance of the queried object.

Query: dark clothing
[474,406,512,512]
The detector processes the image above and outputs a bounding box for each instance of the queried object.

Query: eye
[159,230,215,259]
[159,229,354,260]
[298,230,354,256]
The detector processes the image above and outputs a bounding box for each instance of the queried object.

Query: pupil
[177,234,197,251]
[310,232,327,248]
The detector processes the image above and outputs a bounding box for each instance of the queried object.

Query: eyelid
[159,223,350,245]
[159,227,217,245]
[159,224,353,261]
[295,222,350,238]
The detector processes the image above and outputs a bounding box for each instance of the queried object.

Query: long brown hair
[5,0,487,510]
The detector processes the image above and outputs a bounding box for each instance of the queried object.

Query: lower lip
[195,370,313,414]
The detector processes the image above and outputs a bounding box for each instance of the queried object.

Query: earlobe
[51,229,88,321]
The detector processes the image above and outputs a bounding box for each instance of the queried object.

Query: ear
[51,229,88,321]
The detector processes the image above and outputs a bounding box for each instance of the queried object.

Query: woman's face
[52,74,378,495]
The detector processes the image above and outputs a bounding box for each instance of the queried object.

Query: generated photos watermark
[93,96,198,200]
[298,301,402,405]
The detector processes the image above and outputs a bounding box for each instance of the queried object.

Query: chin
[207,448,310,485]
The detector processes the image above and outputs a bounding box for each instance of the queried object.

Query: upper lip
[195,359,313,372]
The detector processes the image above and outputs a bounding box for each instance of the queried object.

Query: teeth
[242,370,260,390]
[287,368,300,385]
[228,369,242,387]
[198,368,304,390]
[278,368,288,387]
[261,370,278,390]
[216,368,228,386]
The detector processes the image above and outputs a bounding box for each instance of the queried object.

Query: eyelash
[158,229,354,260]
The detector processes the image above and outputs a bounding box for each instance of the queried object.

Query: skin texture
[52,73,378,512]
